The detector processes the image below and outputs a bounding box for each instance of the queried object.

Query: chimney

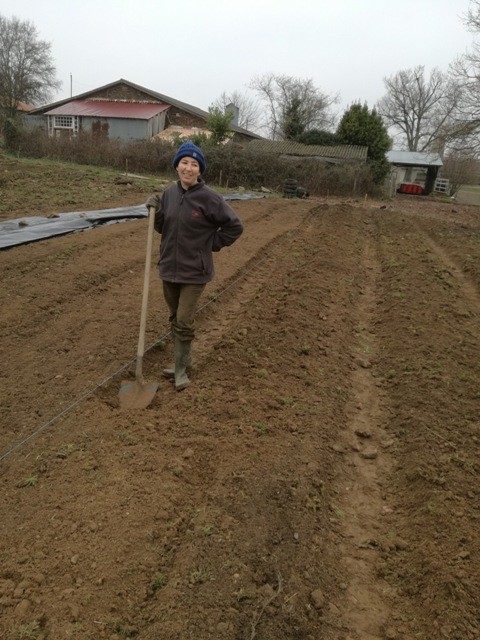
[226,102,239,127]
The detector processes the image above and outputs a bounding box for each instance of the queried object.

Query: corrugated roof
[45,99,169,119]
[247,139,368,161]
[387,150,443,167]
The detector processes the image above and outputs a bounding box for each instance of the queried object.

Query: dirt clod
[310,588,326,610]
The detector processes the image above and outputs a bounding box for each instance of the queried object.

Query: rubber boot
[163,343,192,380]
[162,364,176,380]
[174,340,192,392]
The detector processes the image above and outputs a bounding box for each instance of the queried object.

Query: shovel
[119,206,159,409]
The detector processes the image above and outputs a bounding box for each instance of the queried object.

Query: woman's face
[176,156,201,189]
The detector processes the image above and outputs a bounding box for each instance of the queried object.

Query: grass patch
[1,155,164,221]
[254,422,267,434]
[459,185,480,193]
[8,622,43,639]
[189,567,211,585]
[151,572,167,592]
[112,622,138,638]
[18,475,38,488]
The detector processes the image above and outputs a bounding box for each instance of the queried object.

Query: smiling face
[176,156,201,189]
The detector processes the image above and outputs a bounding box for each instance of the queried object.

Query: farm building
[387,150,443,196]
[26,79,261,143]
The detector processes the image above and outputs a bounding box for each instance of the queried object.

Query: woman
[146,141,243,391]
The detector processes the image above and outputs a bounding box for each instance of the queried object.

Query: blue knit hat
[173,141,206,173]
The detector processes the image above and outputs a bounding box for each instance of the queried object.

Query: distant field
[456,185,480,205]
[459,185,480,192]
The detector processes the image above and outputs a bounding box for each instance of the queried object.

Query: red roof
[45,99,169,119]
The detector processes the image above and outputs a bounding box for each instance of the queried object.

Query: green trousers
[162,281,206,342]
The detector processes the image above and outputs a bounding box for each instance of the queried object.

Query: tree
[0,14,60,119]
[466,0,480,29]
[449,1,480,153]
[211,90,261,132]
[377,66,462,152]
[282,96,307,140]
[205,106,233,145]
[297,129,341,146]
[250,73,337,140]
[442,150,479,196]
[337,102,392,183]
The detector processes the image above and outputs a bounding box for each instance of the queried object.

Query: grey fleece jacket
[153,180,243,284]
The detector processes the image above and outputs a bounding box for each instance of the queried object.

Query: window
[48,115,79,137]
[54,115,73,128]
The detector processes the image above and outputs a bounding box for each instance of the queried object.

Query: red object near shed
[398,183,425,195]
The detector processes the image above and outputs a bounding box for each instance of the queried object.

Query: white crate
[434,178,450,194]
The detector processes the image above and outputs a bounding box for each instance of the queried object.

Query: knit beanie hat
[173,141,206,174]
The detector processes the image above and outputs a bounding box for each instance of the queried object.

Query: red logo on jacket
[191,209,203,217]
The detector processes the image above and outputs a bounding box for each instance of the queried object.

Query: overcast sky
[2,0,476,121]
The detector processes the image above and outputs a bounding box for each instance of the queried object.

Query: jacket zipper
[173,194,184,282]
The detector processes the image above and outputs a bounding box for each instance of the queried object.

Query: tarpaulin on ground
[0,195,266,250]
[0,206,147,250]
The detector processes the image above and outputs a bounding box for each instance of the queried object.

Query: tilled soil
[1,196,479,640]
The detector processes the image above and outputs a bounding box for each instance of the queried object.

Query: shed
[387,150,443,195]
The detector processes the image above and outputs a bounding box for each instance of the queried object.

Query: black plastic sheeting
[0,206,146,250]
[0,193,265,250]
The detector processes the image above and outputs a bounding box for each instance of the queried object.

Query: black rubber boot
[174,340,192,391]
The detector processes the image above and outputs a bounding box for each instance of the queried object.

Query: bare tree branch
[448,2,480,153]
[210,90,262,132]
[442,150,479,195]
[250,73,337,140]
[465,0,480,31]
[0,14,61,118]
[376,66,462,152]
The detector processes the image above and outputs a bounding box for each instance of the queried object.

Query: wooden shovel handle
[135,206,156,382]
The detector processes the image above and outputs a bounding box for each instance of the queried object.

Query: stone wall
[90,83,159,103]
